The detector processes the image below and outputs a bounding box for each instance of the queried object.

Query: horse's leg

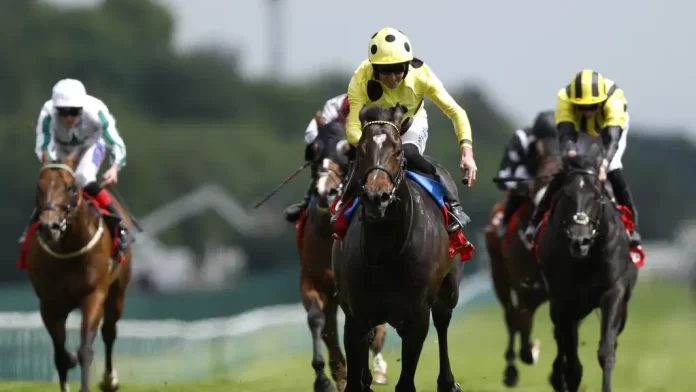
[518,293,545,366]
[322,299,347,392]
[40,301,77,392]
[301,275,335,392]
[488,238,519,387]
[597,285,628,392]
[548,301,569,392]
[78,291,107,392]
[394,307,430,392]
[343,313,373,392]
[98,282,124,392]
[369,324,388,385]
[432,301,461,392]
[562,320,582,392]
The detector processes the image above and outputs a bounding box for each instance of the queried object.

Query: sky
[53,0,695,137]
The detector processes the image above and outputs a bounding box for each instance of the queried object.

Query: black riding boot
[283,179,314,223]
[497,192,526,238]
[608,169,642,246]
[524,173,564,241]
[18,208,39,244]
[102,201,135,252]
[438,174,471,233]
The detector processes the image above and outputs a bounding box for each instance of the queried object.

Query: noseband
[562,168,606,240]
[359,121,406,202]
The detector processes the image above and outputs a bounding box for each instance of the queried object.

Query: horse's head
[558,144,606,258]
[36,151,81,243]
[310,113,351,209]
[355,104,407,220]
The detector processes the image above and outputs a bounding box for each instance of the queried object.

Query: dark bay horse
[297,113,389,392]
[485,135,561,387]
[536,145,638,392]
[332,105,465,392]
[24,152,133,392]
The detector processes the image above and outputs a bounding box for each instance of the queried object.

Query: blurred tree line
[0,0,694,282]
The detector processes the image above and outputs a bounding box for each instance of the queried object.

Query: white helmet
[52,79,87,108]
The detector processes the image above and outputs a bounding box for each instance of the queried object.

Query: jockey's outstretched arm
[34,105,57,162]
[423,66,472,150]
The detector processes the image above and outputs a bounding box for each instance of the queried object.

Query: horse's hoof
[99,370,120,392]
[372,370,388,385]
[504,365,519,387]
[437,382,462,392]
[548,371,567,392]
[520,339,542,365]
[314,375,336,392]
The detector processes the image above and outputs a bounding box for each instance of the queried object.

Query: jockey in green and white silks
[19,78,134,251]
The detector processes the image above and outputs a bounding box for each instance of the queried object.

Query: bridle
[35,163,105,258]
[359,120,406,203]
[560,168,607,241]
[37,163,81,230]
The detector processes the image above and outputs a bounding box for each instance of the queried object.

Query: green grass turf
[4,278,694,392]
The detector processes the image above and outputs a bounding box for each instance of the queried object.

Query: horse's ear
[587,143,601,161]
[63,151,78,169]
[41,151,49,165]
[314,111,325,127]
[586,143,605,169]
[391,104,406,127]
[337,140,351,156]
[358,105,368,124]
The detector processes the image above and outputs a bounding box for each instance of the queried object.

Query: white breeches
[400,108,429,154]
[55,138,107,188]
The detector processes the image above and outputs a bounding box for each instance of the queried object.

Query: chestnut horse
[25,152,132,392]
[298,113,388,392]
[484,134,560,387]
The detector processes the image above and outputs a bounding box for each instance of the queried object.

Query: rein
[37,163,105,259]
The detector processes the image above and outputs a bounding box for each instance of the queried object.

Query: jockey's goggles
[56,107,82,117]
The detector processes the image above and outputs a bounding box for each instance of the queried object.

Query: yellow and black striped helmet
[566,69,609,105]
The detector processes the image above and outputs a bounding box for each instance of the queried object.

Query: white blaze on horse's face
[316,159,330,196]
[372,134,387,149]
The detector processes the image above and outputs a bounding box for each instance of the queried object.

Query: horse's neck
[361,182,413,251]
[308,205,333,236]
[62,201,102,251]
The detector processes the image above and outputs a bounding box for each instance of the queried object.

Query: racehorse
[332,104,467,392]
[297,113,389,392]
[23,152,133,392]
[485,135,561,387]
[535,144,639,392]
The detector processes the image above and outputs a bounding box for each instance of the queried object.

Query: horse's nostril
[328,188,338,196]
[50,222,61,231]
[581,237,592,246]
[379,192,391,204]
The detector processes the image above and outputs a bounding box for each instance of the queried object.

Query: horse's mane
[317,119,346,143]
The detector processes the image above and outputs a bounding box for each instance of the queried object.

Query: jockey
[494,110,557,238]
[333,27,478,233]
[283,93,350,223]
[18,78,134,251]
[524,70,642,247]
